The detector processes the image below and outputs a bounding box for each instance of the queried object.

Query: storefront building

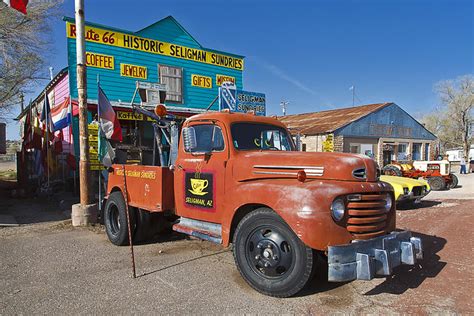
[16,16,244,186]
[279,103,438,166]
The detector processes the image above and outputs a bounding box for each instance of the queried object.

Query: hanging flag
[98,129,116,168]
[51,97,71,131]
[98,85,122,168]
[53,130,63,154]
[40,93,54,137]
[98,86,122,141]
[2,0,28,14]
[65,98,77,171]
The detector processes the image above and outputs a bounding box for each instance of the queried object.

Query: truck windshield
[231,123,295,151]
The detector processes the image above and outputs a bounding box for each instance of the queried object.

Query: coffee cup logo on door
[185,172,214,209]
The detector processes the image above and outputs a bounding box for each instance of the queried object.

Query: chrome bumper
[328,231,423,282]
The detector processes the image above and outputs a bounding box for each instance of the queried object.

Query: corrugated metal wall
[335,103,437,140]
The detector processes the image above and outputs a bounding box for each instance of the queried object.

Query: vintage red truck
[103,108,423,297]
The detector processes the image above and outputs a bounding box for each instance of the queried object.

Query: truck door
[174,121,228,224]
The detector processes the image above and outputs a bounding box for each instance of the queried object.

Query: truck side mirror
[183,127,197,152]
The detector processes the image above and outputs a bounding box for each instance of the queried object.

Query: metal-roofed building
[279,103,438,166]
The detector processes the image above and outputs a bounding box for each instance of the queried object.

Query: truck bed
[107,164,175,212]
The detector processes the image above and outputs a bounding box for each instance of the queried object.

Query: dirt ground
[0,176,473,314]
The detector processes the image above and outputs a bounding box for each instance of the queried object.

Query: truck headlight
[384,193,393,211]
[331,198,345,221]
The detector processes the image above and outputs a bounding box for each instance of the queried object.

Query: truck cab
[104,109,423,297]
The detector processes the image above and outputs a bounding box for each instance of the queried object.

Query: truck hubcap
[246,227,293,277]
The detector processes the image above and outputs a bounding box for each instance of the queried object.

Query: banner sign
[185,172,215,210]
[322,134,334,152]
[67,22,244,71]
[191,74,212,89]
[116,111,154,121]
[219,83,266,116]
[235,90,266,116]
[88,124,106,171]
[120,63,147,79]
[216,74,235,86]
[86,52,114,70]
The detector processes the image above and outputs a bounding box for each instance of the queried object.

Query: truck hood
[232,151,378,182]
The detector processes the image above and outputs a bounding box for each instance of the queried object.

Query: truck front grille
[346,193,389,240]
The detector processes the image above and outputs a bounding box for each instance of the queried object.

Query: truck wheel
[382,165,403,177]
[448,174,458,189]
[104,191,136,246]
[233,208,314,297]
[427,176,446,191]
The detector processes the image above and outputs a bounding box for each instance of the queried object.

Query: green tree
[0,1,62,116]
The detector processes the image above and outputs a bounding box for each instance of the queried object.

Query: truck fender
[222,181,351,250]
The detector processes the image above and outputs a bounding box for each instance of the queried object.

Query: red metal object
[106,112,395,252]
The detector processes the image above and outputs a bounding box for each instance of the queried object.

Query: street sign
[218,81,266,116]
[136,81,167,106]
[235,90,266,116]
[218,81,237,111]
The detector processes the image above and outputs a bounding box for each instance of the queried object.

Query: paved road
[427,172,473,200]
[0,185,473,314]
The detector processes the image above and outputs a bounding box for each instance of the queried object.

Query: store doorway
[383,150,392,166]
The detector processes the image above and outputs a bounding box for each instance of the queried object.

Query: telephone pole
[280,100,289,116]
[72,0,97,226]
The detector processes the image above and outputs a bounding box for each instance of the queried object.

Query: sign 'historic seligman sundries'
[67,22,244,71]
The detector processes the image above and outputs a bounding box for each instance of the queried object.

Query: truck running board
[172,217,222,244]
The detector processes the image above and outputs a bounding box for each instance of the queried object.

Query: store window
[424,143,430,160]
[159,65,183,103]
[413,143,422,161]
[350,144,360,154]
[398,143,408,160]
[349,143,374,158]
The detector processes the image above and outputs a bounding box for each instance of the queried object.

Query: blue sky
[6,0,473,139]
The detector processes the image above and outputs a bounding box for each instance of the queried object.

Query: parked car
[380,175,430,205]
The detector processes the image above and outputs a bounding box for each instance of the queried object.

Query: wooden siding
[136,16,201,49]
[53,73,70,106]
[66,18,243,112]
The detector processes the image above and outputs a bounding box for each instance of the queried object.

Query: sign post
[71,0,98,226]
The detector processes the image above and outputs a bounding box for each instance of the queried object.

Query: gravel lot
[0,175,473,314]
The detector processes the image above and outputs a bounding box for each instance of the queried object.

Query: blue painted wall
[335,103,437,140]
[65,16,244,112]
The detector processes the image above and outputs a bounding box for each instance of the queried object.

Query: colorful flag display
[98,86,122,141]
[51,97,71,131]
[98,86,122,168]
[2,0,28,14]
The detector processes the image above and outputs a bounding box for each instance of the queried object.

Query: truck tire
[104,191,136,246]
[427,176,446,191]
[448,174,458,189]
[382,165,403,177]
[233,208,315,297]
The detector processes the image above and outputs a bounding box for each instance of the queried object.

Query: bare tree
[0,1,62,116]
[435,75,474,159]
